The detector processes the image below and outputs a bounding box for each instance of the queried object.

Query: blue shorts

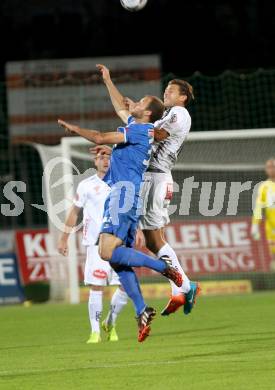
[100,187,140,248]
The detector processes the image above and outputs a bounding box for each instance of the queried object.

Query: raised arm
[96,64,130,124]
[58,119,125,145]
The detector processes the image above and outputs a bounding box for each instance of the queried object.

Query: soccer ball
[120,0,148,12]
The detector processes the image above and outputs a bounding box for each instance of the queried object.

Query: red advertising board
[15,217,272,284]
[15,229,85,284]
[165,217,272,275]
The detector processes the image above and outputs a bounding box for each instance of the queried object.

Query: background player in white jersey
[58,150,128,344]
[96,64,199,316]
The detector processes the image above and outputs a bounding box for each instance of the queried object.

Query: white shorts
[84,245,120,286]
[139,171,173,230]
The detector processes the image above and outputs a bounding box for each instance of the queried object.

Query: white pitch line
[0,360,182,377]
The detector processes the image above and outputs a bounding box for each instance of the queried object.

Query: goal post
[60,137,82,304]
[33,136,93,304]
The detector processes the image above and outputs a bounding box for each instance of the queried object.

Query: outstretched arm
[58,119,125,145]
[97,64,130,124]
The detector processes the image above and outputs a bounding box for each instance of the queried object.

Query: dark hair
[146,95,165,122]
[168,79,194,106]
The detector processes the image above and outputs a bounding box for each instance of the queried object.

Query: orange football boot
[161,294,186,316]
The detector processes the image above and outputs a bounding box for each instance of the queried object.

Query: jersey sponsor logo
[102,216,112,227]
[93,269,108,279]
[169,113,177,123]
[165,183,173,200]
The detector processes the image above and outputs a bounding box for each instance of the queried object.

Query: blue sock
[111,264,146,316]
[111,247,166,273]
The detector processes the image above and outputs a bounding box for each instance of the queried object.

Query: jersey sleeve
[73,182,86,208]
[155,106,191,136]
[117,125,127,143]
[127,115,135,125]
[252,182,266,223]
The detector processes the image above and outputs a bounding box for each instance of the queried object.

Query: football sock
[111,246,166,273]
[157,243,191,294]
[113,265,146,316]
[88,290,103,333]
[106,288,128,326]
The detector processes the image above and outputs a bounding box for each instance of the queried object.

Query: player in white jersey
[95,64,200,316]
[58,150,128,344]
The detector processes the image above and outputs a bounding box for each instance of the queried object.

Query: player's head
[130,96,164,123]
[164,79,194,108]
[265,158,275,180]
[94,149,110,176]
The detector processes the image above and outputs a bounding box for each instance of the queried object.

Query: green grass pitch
[0,292,275,390]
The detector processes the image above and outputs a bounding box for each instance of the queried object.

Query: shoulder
[154,106,191,135]
[96,175,110,189]
[168,106,191,123]
[258,180,270,193]
[128,121,154,135]
[77,175,98,191]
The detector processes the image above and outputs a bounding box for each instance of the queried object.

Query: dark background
[0,0,275,78]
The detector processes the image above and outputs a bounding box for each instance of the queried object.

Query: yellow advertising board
[80,280,252,302]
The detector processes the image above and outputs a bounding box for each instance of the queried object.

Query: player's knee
[143,230,164,254]
[90,285,104,292]
[146,241,159,255]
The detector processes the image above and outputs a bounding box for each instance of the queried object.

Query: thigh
[140,173,173,230]
[99,233,123,260]
[101,191,140,248]
[108,268,121,286]
[265,225,275,254]
[84,246,110,286]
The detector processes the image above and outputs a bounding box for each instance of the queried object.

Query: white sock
[88,290,103,333]
[157,243,191,294]
[106,288,128,326]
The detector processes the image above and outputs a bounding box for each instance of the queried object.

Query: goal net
[33,137,94,303]
[33,128,275,303]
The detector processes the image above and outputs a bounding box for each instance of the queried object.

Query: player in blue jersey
[58,95,183,342]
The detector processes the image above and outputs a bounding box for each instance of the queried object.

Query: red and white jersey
[150,106,191,173]
[73,174,110,246]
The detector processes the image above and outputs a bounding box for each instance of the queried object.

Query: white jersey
[73,174,110,246]
[150,106,191,173]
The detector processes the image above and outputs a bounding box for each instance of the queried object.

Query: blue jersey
[103,116,154,193]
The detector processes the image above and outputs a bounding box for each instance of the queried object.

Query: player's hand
[58,119,79,134]
[96,64,111,83]
[90,145,112,156]
[251,224,260,240]
[57,237,69,257]
[135,229,146,248]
